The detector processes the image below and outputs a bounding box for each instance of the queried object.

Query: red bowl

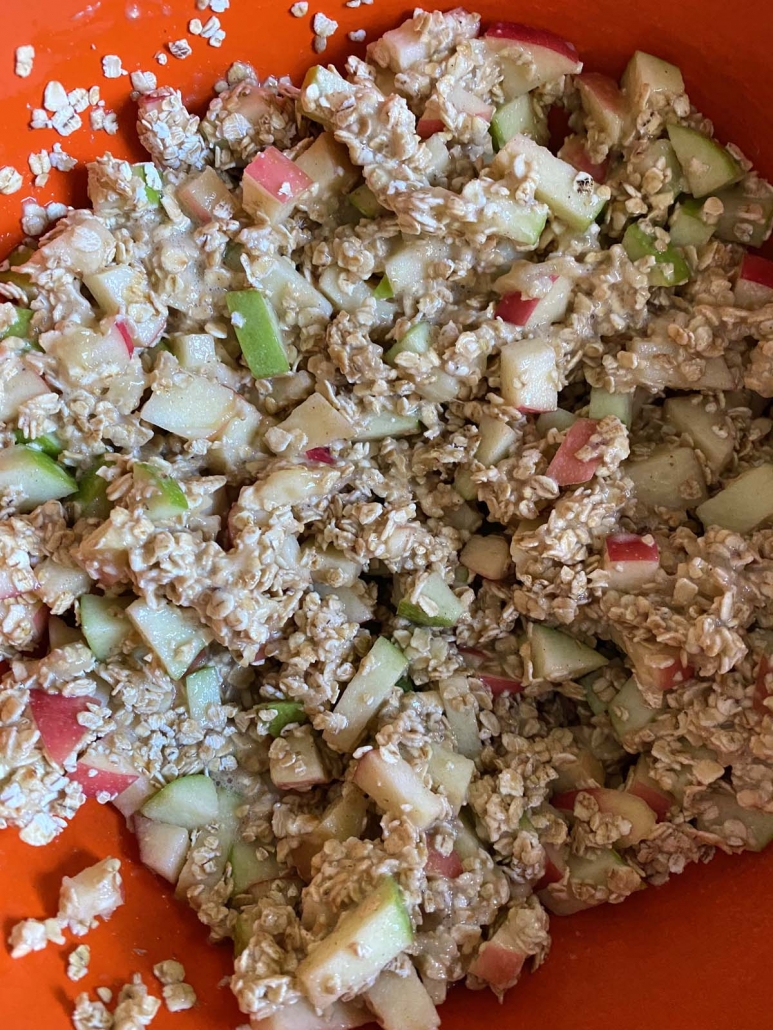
[2,2,772,1028]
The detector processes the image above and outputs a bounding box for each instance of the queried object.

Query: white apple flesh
[242,146,313,223]
[602,532,660,591]
[484,22,582,98]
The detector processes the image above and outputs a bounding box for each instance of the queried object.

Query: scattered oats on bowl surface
[101,55,126,79]
[14,44,35,78]
[167,39,193,59]
[0,166,23,195]
[67,944,92,982]
[290,1,308,14]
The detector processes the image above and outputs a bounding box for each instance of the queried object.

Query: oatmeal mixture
[3,8,773,1025]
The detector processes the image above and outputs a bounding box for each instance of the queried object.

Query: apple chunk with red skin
[417,86,494,139]
[602,532,660,591]
[576,72,628,146]
[484,23,582,98]
[69,750,140,799]
[552,787,657,847]
[469,904,541,992]
[28,689,94,765]
[546,418,601,486]
[558,134,609,183]
[426,845,463,879]
[626,755,674,822]
[242,147,313,224]
[534,842,568,891]
[735,253,773,309]
[623,637,694,691]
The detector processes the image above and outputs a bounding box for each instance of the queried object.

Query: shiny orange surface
[3,1,773,1027]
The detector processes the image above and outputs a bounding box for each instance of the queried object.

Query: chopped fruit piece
[669,197,716,247]
[294,132,359,199]
[133,462,188,520]
[397,572,466,628]
[77,462,112,520]
[621,51,684,98]
[484,23,582,98]
[112,775,156,819]
[537,409,577,435]
[426,846,464,879]
[577,72,628,146]
[530,623,607,681]
[629,138,686,195]
[0,362,49,421]
[14,429,63,457]
[34,559,90,610]
[177,167,237,223]
[318,264,394,325]
[696,790,773,852]
[83,267,165,348]
[490,95,547,150]
[185,666,221,722]
[712,183,773,248]
[626,446,708,510]
[500,338,559,413]
[250,465,339,509]
[366,967,440,1030]
[269,726,331,791]
[602,533,660,591]
[495,276,572,330]
[0,446,77,513]
[79,594,132,661]
[141,372,237,440]
[384,322,433,365]
[459,534,511,580]
[257,999,370,1030]
[256,700,307,737]
[28,690,92,764]
[663,394,735,473]
[546,418,601,485]
[477,671,523,696]
[353,748,444,828]
[475,414,517,466]
[297,876,413,1009]
[172,333,217,370]
[552,787,657,847]
[557,134,609,182]
[372,275,394,300]
[47,616,84,650]
[176,787,242,898]
[384,239,451,298]
[141,774,219,830]
[427,745,475,813]
[314,582,373,623]
[540,847,641,915]
[70,752,139,800]
[627,339,731,392]
[230,841,282,894]
[275,393,354,452]
[127,599,213,681]
[226,290,290,380]
[323,637,408,752]
[588,388,635,428]
[697,464,773,533]
[735,253,773,309]
[552,748,605,793]
[242,146,313,223]
[622,223,689,287]
[349,183,385,219]
[608,676,659,743]
[349,411,416,443]
[257,256,333,318]
[417,85,494,138]
[666,124,743,198]
[623,637,693,691]
[535,842,569,890]
[134,814,190,883]
[439,677,482,759]
[475,195,549,246]
[626,755,674,821]
[1,305,34,341]
[469,906,534,992]
[491,135,607,230]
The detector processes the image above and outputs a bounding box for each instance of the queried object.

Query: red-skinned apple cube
[484,23,581,97]
[626,756,674,821]
[112,773,156,819]
[535,842,568,891]
[426,846,464,879]
[495,291,541,326]
[546,418,601,485]
[418,87,493,138]
[28,689,93,764]
[623,637,694,691]
[469,906,533,992]
[69,751,140,799]
[735,253,773,309]
[478,672,524,696]
[558,134,609,182]
[552,787,657,847]
[576,72,628,145]
[242,147,313,223]
[602,532,660,591]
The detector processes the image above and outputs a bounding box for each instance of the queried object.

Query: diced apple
[384,239,452,299]
[491,135,607,230]
[132,462,188,522]
[353,748,444,829]
[469,906,532,992]
[276,393,354,452]
[622,636,693,691]
[295,132,359,199]
[134,813,190,883]
[552,748,605,793]
[35,559,91,612]
[82,267,165,349]
[0,445,77,513]
[185,665,221,722]
[490,95,548,150]
[735,253,773,309]
[539,847,641,915]
[577,72,628,146]
[397,572,466,628]
[257,256,333,319]
[552,787,656,847]
[695,790,773,852]
[475,195,549,246]
[588,388,635,429]
[256,700,307,737]
[70,750,139,800]
[366,967,440,1030]
[427,745,475,814]
[79,594,132,661]
[177,167,237,224]
[626,446,708,510]
[269,726,330,791]
[663,395,735,473]
[626,755,674,822]
[231,841,282,895]
[354,411,422,442]
[318,265,394,326]
[495,276,572,330]
[484,23,582,98]
[28,690,93,764]
[546,418,602,486]
[250,466,339,510]
[500,338,558,413]
[227,290,290,380]
[621,51,684,99]
[669,198,716,247]
[425,845,464,879]
[535,842,569,890]
[602,533,660,591]
[141,773,219,829]
[530,623,607,681]
[112,774,155,819]
[242,146,313,223]
[557,135,609,183]
[127,598,213,681]
[629,138,686,196]
[323,638,407,752]
[536,409,577,435]
[607,676,660,744]
[176,787,242,898]
[368,20,437,72]
[349,183,385,219]
[475,414,517,466]
[459,534,511,580]
[666,124,743,199]
[418,86,494,138]
[439,677,482,759]
[622,222,689,287]
[141,372,237,440]
[0,363,49,422]
[713,183,773,248]
[252,999,370,1030]
[305,544,362,588]
[48,616,84,649]
[696,464,773,534]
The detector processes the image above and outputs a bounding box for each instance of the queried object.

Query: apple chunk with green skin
[490,95,547,150]
[141,371,237,440]
[697,464,773,534]
[79,594,133,661]
[141,773,219,829]
[133,462,189,521]
[242,146,313,223]
[602,533,660,591]
[297,876,413,1010]
[666,124,743,199]
[226,289,290,380]
[663,394,735,473]
[491,135,607,230]
[396,572,466,628]
[366,967,440,1030]
[127,598,213,681]
[608,676,660,743]
[622,223,689,287]
[353,747,445,829]
[276,393,354,453]
[0,445,77,513]
[695,790,773,852]
[483,23,581,98]
[626,755,674,822]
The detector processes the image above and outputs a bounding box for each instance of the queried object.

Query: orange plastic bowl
[2,2,773,1028]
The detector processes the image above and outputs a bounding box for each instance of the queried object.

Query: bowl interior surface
[2,1,773,1027]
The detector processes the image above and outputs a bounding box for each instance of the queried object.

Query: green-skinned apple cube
[354,411,422,441]
[229,840,281,895]
[1,306,34,341]
[257,256,333,319]
[490,95,547,151]
[314,583,373,624]
[0,446,77,513]
[226,290,290,379]
[256,700,308,737]
[622,223,689,286]
[349,183,385,219]
[530,623,607,681]
[14,430,63,458]
[540,847,640,915]
[323,637,408,752]
[397,572,466,628]
[133,462,188,521]
[140,773,219,829]
[629,138,686,196]
[608,676,660,744]
[666,124,743,199]
[366,968,440,1030]
[695,790,773,852]
[176,786,242,898]
[297,876,412,1009]
[439,675,482,759]
[185,666,221,722]
[536,408,577,435]
[712,183,773,248]
[141,372,237,440]
[492,134,607,230]
[475,414,517,465]
[621,51,684,98]
[428,745,475,814]
[384,322,433,366]
[588,388,635,428]
[276,393,354,452]
[669,197,716,247]
[79,594,133,661]
[77,461,112,520]
[477,196,549,246]
[696,464,773,534]
[626,446,708,509]
[127,598,213,680]
[663,395,735,472]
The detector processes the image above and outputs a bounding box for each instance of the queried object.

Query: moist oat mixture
[4,8,773,1027]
